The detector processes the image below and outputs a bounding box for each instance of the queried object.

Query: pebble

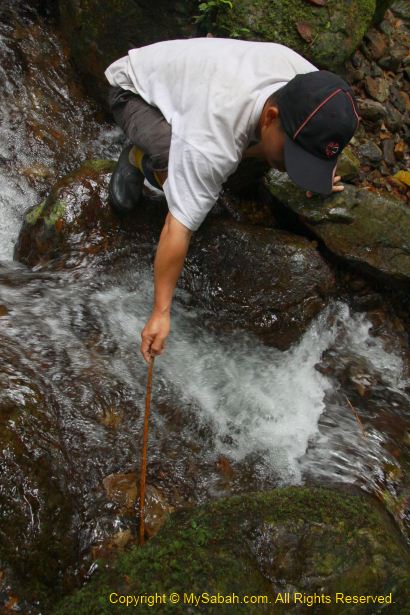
[383,138,396,165]
[389,87,409,114]
[359,98,386,121]
[384,102,404,131]
[378,55,401,71]
[357,140,383,163]
[371,63,383,78]
[364,75,389,103]
[364,29,387,60]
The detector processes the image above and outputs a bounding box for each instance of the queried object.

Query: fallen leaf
[296,21,313,43]
[393,170,410,187]
[393,141,405,160]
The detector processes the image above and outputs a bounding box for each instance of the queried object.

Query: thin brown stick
[345,395,367,438]
[139,356,155,545]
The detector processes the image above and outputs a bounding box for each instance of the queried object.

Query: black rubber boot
[108,144,144,213]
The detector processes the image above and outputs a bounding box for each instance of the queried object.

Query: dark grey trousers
[107,85,171,173]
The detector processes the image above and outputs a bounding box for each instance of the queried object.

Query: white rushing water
[81,279,410,487]
[0,2,123,262]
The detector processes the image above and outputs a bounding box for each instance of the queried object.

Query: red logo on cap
[325,142,339,157]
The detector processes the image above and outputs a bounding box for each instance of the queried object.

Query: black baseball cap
[275,70,360,195]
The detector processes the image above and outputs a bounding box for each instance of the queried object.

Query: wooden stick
[345,395,367,438]
[139,356,155,545]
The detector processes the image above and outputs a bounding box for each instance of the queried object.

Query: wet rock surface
[182,218,335,350]
[265,170,410,283]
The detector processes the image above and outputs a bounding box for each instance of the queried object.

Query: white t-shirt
[105,38,318,231]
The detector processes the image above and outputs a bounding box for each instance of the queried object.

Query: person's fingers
[141,333,154,363]
[331,184,344,193]
[333,175,342,183]
[150,337,166,356]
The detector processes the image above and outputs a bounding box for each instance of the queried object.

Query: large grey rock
[181,218,335,349]
[266,170,410,284]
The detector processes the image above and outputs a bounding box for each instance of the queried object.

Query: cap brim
[283,132,337,195]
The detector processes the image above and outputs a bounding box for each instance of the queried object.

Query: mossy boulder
[214,0,377,73]
[265,170,410,284]
[14,159,122,269]
[57,0,198,106]
[52,485,410,614]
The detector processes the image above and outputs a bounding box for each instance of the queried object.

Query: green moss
[44,199,67,228]
[53,486,410,615]
[82,159,116,173]
[216,0,376,71]
[25,200,46,225]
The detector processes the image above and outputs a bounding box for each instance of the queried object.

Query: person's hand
[306,174,344,199]
[140,310,170,364]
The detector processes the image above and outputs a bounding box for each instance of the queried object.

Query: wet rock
[14,157,274,269]
[182,218,335,350]
[51,485,410,614]
[102,472,173,538]
[266,170,410,284]
[0,0,113,204]
[144,485,175,539]
[364,75,390,102]
[359,98,387,120]
[102,472,138,512]
[57,0,198,105]
[15,160,334,350]
[0,331,78,611]
[214,0,378,73]
[13,159,162,270]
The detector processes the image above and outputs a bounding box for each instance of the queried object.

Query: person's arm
[140,211,193,363]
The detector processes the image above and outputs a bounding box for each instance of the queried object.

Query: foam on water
[1,261,408,488]
[91,277,409,485]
